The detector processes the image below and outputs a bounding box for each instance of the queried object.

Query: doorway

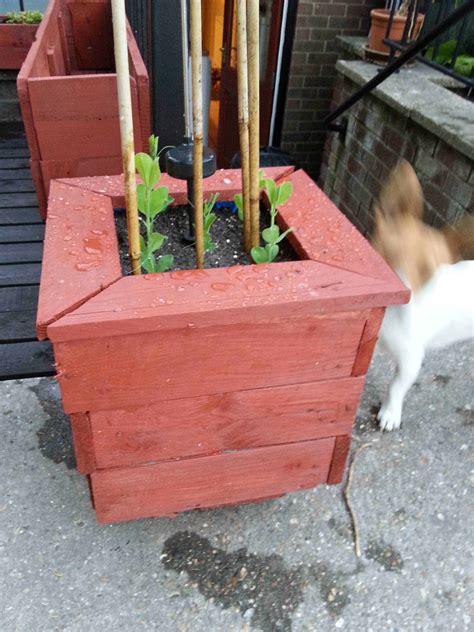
[201,0,285,167]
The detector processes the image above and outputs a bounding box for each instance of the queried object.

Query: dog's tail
[377,159,423,219]
[442,213,474,261]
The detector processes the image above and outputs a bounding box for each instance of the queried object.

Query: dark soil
[115,203,297,275]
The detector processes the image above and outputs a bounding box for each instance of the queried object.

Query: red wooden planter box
[17,0,150,218]
[37,167,408,524]
[0,18,39,69]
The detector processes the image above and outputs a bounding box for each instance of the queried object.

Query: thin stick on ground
[111,0,141,275]
[190,0,204,269]
[236,0,251,252]
[343,442,373,558]
[247,0,260,250]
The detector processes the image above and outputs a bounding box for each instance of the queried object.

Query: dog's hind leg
[377,346,424,431]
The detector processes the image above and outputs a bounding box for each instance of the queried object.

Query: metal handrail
[324,0,474,132]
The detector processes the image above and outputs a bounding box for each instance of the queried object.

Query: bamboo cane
[190,0,204,269]
[111,0,141,275]
[247,0,260,250]
[236,0,251,252]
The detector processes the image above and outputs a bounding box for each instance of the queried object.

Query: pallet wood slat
[327,435,351,484]
[0,340,55,380]
[0,193,38,209]
[90,437,335,523]
[0,263,41,287]
[0,158,31,170]
[0,224,45,243]
[0,310,37,342]
[89,377,365,471]
[0,242,43,264]
[0,208,42,225]
[0,169,35,179]
[0,179,36,193]
[0,285,39,312]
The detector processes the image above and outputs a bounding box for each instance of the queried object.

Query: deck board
[0,128,54,378]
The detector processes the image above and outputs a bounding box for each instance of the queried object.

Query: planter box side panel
[0,24,38,69]
[87,376,365,470]
[67,1,114,71]
[53,311,367,413]
[27,75,141,161]
[90,438,335,523]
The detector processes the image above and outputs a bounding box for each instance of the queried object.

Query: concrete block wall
[321,74,474,237]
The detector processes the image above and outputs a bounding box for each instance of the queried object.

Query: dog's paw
[377,404,402,431]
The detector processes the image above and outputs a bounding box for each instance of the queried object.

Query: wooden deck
[0,124,54,379]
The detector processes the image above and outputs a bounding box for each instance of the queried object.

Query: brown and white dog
[372,160,474,431]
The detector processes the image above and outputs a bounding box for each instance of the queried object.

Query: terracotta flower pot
[0,16,39,69]
[369,8,424,54]
[17,0,150,219]
[36,166,408,524]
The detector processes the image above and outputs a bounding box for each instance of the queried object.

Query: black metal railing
[324,0,474,133]
[384,0,474,88]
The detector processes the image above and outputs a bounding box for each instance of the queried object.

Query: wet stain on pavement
[455,406,474,426]
[162,531,306,631]
[365,539,404,573]
[309,562,351,616]
[433,374,451,386]
[29,379,75,469]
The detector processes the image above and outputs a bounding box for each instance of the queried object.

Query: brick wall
[280,0,382,179]
[320,74,474,236]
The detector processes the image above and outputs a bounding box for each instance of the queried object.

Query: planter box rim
[37,167,409,341]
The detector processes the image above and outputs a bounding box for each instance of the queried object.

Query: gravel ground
[0,341,472,632]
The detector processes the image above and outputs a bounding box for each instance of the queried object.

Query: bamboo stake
[111,0,140,275]
[190,0,204,269]
[247,0,260,250]
[236,0,251,252]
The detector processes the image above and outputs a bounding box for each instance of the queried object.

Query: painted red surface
[90,438,336,523]
[37,168,409,523]
[17,0,150,218]
[0,20,38,69]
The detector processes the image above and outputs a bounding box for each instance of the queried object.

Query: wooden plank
[50,259,406,343]
[36,182,122,339]
[0,310,37,342]
[90,437,335,523]
[89,377,364,471]
[278,170,407,287]
[28,75,141,160]
[52,311,366,414]
[0,263,41,286]
[57,166,295,208]
[0,208,42,225]
[68,1,114,70]
[352,307,385,377]
[0,148,30,158]
[0,169,34,179]
[327,435,351,485]
[0,180,36,193]
[0,340,55,380]
[0,158,30,170]
[0,242,43,264]
[0,139,28,149]
[0,193,38,209]
[0,224,45,243]
[70,413,96,475]
[0,285,39,312]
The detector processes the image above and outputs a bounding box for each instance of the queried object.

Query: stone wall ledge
[335,57,474,162]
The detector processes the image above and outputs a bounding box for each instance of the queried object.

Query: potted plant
[17,0,150,218]
[368,1,424,54]
[36,157,408,523]
[0,10,42,69]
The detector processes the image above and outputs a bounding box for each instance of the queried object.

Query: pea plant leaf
[277,182,293,206]
[234,193,244,222]
[156,254,174,272]
[147,232,166,254]
[262,225,280,244]
[251,246,269,264]
[266,243,279,262]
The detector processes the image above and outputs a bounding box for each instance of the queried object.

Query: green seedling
[250,178,294,264]
[135,135,174,273]
[4,11,42,24]
[202,193,219,252]
[234,169,266,222]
